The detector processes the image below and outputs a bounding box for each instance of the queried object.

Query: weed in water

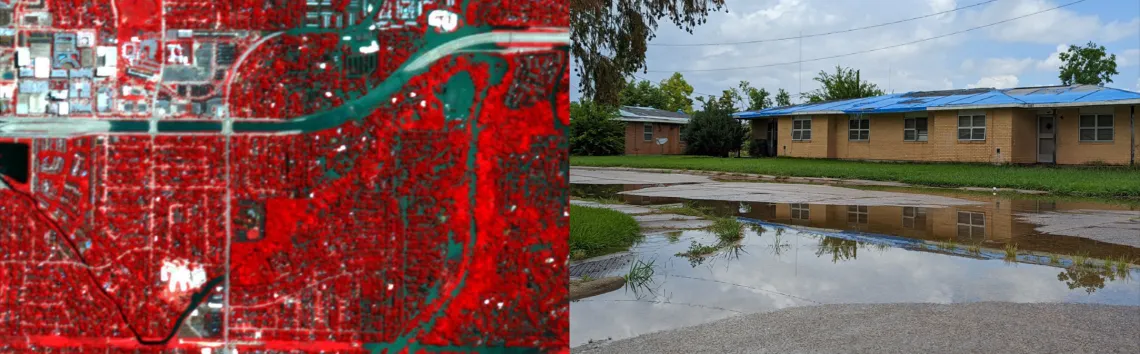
[1072,253,1090,267]
[624,259,656,286]
[1003,243,1018,261]
[665,231,682,243]
[708,217,744,243]
[1048,253,1061,265]
[966,243,981,256]
[676,241,718,258]
[579,274,594,282]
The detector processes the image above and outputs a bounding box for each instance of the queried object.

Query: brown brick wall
[756,105,1138,165]
[775,115,832,158]
[625,122,684,155]
[1053,105,1137,165]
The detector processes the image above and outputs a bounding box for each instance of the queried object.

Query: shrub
[570,100,624,156]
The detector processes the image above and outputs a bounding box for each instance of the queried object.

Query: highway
[0,28,569,138]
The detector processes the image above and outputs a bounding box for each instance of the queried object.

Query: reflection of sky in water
[570,227,1140,347]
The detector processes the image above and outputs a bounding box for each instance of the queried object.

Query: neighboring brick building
[734,85,1140,165]
[617,106,690,155]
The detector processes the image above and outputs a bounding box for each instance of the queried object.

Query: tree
[571,0,726,106]
[683,90,747,157]
[570,100,625,156]
[801,66,884,103]
[1058,41,1119,86]
[737,81,772,111]
[775,88,792,107]
[658,72,695,114]
[619,79,667,109]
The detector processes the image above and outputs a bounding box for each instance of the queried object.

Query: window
[848,115,869,141]
[1079,112,1113,142]
[902,207,927,229]
[956,211,986,240]
[790,203,809,220]
[846,205,868,224]
[904,117,928,142]
[957,112,986,141]
[643,123,653,141]
[792,117,812,141]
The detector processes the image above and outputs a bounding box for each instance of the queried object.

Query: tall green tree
[658,72,695,114]
[619,79,668,109]
[683,90,747,157]
[801,66,884,103]
[571,0,726,106]
[737,81,772,111]
[570,100,625,156]
[775,88,792,107]
[1058,41,1119,86]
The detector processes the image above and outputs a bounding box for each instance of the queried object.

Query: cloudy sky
[569,0,1140,104]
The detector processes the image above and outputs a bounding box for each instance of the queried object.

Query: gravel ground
[571,302,1140,354]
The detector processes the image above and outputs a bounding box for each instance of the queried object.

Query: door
[1037,116,1055,164]
[767,120,778,157]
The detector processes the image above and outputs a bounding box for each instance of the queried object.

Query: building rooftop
[734,85,1140,118]
[617,106,691,124]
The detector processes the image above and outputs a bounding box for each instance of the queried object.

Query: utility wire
[647,0,1088,73]
[650,0,1000,46]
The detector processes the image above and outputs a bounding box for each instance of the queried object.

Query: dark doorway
[0,142,30,184]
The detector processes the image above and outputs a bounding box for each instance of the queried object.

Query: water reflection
[569,183,1140,262]
[569,226,1140,347]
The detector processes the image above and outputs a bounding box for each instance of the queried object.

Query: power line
[648,0,1088,73]
[650,0,999,47]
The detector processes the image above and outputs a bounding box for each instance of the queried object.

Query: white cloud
[978,57,1035,76]
[967,75,1019,89]
[1036,44,1068,71]
[1118,49,1140,67]
[1102,17,1140,43]
[969,1,1136,44]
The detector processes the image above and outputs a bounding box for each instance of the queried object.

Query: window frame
[902,207,927,229]
[903,114,929,142]
[643,123,653,142]
[956,211,986,239]
[1078,107,1114,142]
[846,205,868,224]
[957,111,987,141]
[790,203,810,220]
[792,117,813,141]
[848,115,870,141]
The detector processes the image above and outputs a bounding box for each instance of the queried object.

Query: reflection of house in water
[732,197,1139,260]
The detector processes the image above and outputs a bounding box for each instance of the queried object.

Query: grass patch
[571,155,1140,198]
[574,195,623,205]
[708,217,745,243]
[569,204,641,260]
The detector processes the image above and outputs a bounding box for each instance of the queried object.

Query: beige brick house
[617,106,690,155]
[733,85,1140,165]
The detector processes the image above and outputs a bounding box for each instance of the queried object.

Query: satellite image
[0,0,569,352]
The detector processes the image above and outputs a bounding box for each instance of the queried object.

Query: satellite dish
[656,137,668,145]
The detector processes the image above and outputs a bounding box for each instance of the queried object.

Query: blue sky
[569,0,1140,104]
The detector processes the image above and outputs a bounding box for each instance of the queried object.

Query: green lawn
[570,155,1140,198]
[569,204,641,260]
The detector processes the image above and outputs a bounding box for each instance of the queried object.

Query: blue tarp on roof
[733,85,1140,118]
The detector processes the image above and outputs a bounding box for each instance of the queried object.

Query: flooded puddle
[569,182,1140,347]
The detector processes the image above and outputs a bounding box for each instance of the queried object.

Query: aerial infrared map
[0,0,569,352]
